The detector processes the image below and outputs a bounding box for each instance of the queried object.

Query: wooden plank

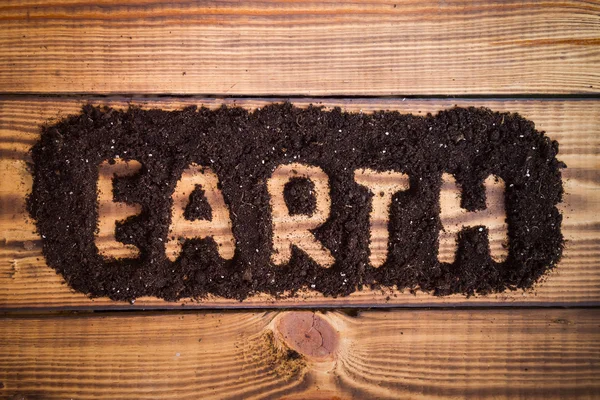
[0,309,598,399]
[1,97,599,309]
[0,1,599,95]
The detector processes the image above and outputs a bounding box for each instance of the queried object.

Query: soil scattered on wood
[27,103,565,302]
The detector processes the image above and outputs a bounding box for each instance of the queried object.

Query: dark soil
[27,103,565,302]
[284,177,317,216]
[185,186,212,221]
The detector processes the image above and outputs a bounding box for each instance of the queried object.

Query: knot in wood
[276,312,338,360]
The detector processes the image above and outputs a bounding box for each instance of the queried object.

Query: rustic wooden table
[1,1,599,399]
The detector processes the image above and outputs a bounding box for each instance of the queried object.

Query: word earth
[98,160,507,268]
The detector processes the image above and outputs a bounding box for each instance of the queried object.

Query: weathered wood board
[1,97,598,309]
[0,309,598,399]
[0,1,599,95]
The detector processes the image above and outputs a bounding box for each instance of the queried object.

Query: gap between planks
[2,94,600,99]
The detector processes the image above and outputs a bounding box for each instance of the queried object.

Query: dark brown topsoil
[27,103,565,302]
[284,177,317,216]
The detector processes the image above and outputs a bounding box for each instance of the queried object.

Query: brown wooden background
[1,1,599,399]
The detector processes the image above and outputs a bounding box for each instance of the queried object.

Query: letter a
[166,164,235,261]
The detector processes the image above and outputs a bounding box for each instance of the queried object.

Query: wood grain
[1,97,599,309]
[0,309,598,399]
[0,0,599,95]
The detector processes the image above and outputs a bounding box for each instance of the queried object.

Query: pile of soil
[27,103,565,302]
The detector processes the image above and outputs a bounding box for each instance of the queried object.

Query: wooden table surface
[1,1,599,399]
